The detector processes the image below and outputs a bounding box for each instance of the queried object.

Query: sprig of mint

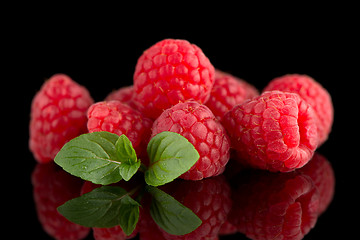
[54,131,202,236]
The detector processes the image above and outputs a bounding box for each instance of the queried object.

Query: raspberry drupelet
[151,101,230,180]
[29,74,94,163]
[133,39,215,119]
[222,90,318,172]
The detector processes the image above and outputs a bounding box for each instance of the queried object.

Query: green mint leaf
[115,134,140,181]
[146,185,202,235]
[115,134,137,164]
[119,161,141,181]
[57,186,140,233]
[54,132,123,185]
[145,131,200,186]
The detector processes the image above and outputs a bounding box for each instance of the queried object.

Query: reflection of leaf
[57,186,140,235]
[147,185,202,235]
[118,196,140,236]
[145,131,200,186]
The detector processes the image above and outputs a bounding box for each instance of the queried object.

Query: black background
[6,7,358,239]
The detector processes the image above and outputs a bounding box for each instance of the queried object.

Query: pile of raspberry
[29,38,334,178]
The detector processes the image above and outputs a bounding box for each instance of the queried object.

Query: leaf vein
[87,138,112,159]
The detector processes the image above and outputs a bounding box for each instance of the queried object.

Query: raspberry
[160,176,232,240]
[87,100,153,158]
[151,101,230,180]
[222,90,318,172]
[133,39,215,119]
[263,74,333,145]
[32,163,90,240]
[29,74,94,163]
[228,170,320,240]
[104,85,138,110]
[205,70,259,120]
[105,85,134,103]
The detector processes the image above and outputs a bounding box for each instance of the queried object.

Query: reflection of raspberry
[133,39,215,119]
[138,199,167,240]
[222,90,318,172]
[29,74,94,163]
[87,100,153,158]
[264,74,333,145]
[32,163,90,240]
[160,176,232,240]
[93,225,138,240]
[93,226,127,240]
[151,101,230,180]
[218,220,238,236]
[298,153,335,214]
[205,70,259,120]
[228,170,320,240]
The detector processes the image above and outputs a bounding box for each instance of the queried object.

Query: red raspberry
[32,163,90,240]
[151,101,230,180]
[264,74,333,145]
[205,70,259,120]
[87,100,153,159]
[104,85,138,110]
[228,170,320,240]
[29,74,94,163]
[133,39,215,119]
[105,85,134,103]
[160,176,232,240]
[222,90,318,172]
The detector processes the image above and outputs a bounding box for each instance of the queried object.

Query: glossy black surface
[9,13,357,239]
[29,153,334,240]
